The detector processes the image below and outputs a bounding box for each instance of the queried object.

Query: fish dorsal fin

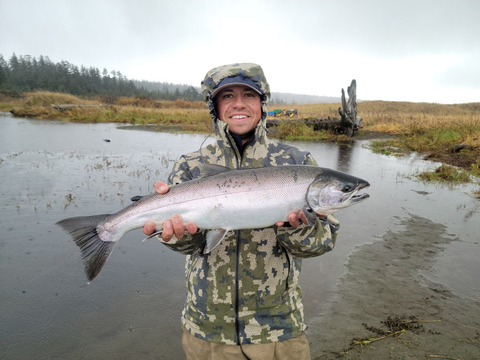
[197,163,232,178]
[204,229,229,253]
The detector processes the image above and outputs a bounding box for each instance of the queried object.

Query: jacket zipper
[226,131,242,345]
[234,229,241,345]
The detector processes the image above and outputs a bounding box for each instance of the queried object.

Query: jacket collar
[214,116,269,152]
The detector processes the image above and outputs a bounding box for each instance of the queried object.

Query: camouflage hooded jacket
[159,63,340,345]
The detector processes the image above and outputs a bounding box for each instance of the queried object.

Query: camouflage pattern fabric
[159,63,340,345]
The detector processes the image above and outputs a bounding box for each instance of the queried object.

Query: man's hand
[142,181,198,242]
[275,210,324,228]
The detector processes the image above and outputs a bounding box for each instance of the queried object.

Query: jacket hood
[201,63,271,126]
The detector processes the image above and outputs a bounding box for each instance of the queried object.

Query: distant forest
[0,53,202,101]
[270,92,340,105]
[0,53,340,104]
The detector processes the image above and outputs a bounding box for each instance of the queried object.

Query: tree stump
[266,79,362,136]
[338,79,361,137]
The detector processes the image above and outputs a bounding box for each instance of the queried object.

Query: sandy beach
[309,213,480,359]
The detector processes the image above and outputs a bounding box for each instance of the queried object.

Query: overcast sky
[1,0,479,104]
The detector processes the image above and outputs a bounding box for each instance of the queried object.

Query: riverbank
[1,91,479,189]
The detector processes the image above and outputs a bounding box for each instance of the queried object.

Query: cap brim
[211,76,264,99]
[211,83,264,98]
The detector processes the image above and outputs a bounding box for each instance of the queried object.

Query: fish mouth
[348,192,370,203]
[342,183,370,205]
[318,186,370,214]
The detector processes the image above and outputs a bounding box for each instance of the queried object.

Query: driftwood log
[266,117,343,130]
[266,79,362,137]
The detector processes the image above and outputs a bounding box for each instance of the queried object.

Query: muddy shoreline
[309,213,480,359]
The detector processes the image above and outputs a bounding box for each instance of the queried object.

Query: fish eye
[341,184,353,193]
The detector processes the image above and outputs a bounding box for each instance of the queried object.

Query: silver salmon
[57,164,370,281]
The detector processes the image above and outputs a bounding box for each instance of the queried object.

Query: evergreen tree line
[133,79,201,101]
[0,53,202,101]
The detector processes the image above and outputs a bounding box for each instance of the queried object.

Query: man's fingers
[156,216,196,242]
[162,220,173,242]
[154,181,169,194]
[186,221,197,234]
[143,221,156,235]
[172,214,185,239]
[286,211,310,228]
[142,182,169,237]
[288,213,300,228]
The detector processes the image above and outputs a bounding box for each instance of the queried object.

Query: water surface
[0,113,478,359]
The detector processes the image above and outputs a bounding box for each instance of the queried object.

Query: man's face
[215,85,262,135]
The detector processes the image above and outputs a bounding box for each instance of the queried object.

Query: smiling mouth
[231,115,248,120]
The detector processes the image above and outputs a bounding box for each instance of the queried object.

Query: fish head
[306,169,370,215]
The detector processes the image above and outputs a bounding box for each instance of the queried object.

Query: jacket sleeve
[273,152,341,258]
[156,156,207,255]
[274,215,340,258]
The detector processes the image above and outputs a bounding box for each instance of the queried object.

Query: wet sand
[309,213,480,359]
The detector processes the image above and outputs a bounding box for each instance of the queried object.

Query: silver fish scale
[98,166,323,240]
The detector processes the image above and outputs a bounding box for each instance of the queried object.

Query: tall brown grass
[10,91,212,132]
[274,100,480,148]
[7,92,480,150]
[358,101,480,136]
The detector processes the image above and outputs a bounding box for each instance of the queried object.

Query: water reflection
[0,114,478,359]
[336,143,354,173]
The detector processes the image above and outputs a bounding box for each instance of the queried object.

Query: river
[0,112,478,359]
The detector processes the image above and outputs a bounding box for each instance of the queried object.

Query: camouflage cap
[201,63,271,102]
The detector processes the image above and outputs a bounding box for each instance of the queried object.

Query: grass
[276,121,331,141]
[5,91,213,132]
[417,163,472,183]
[355,101,479,183]
[370,139,404,156]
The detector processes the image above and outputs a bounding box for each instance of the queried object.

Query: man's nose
[232,96,246,108]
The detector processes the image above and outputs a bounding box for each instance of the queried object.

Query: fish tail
[56,214,115,282]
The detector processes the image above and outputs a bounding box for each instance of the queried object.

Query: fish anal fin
[204,229,228,254]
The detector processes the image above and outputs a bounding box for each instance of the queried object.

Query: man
[143,63,339,360]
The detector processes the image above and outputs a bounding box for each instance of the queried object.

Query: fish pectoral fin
[142,230,163,242]
[204,229,228,254]
[302,207,318,227]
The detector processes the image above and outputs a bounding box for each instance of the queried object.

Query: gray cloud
[267,0,480,57]
[1,0,479,103]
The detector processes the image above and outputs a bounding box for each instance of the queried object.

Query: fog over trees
[0,53,202,101]
[0,53,339,103]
